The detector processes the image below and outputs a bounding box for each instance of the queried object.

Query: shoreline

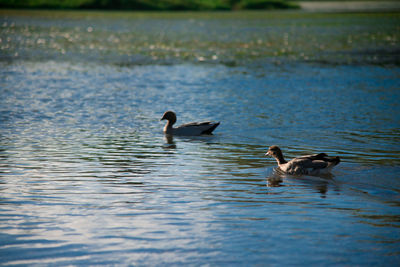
[299,1,400,12]
[1,1,400,12]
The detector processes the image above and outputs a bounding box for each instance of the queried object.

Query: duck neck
[164,120,174,133]
[275,153,287,165]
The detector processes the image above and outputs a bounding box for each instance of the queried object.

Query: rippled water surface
[1,10,400,266]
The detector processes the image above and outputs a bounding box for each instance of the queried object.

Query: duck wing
[179,121,213,127]
[175,121,220,135]
[297,153,328,161]
[290,157,329,170]
[298,153,340,163]
[286,154,340,175]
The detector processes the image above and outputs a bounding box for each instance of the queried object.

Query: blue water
[1,10,400,266]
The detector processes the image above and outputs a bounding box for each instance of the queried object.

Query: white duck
[265,145,340,175]
[160,111,220,136]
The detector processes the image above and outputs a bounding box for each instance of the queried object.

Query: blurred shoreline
[1,1,400,12]
[299,1,400,12]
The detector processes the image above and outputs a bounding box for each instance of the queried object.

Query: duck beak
[160,117,165,121]
[265,151,271,156]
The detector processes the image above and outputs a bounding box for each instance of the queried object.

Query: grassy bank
[0,0,299,10]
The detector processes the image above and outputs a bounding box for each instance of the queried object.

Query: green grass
[0,0,299,10]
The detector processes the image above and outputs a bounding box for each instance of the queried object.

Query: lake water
[1,10,400,266]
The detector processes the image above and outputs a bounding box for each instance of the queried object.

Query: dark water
[1,10,400,266]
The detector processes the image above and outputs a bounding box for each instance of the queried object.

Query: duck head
[160,111,177,125]
[265,145,286,164]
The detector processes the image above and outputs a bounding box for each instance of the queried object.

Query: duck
[265,145,340,175]
[160,111,220,136]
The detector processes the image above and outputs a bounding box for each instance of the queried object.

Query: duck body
[266,146,340,175]
[161,111,220,136]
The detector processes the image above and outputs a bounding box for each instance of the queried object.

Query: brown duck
[265,145,340,175]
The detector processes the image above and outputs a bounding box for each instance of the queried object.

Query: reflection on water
[1,10,400,266]
[266,168,337,198]
[164,134,175,145]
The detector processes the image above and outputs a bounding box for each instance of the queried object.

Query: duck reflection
[163,134,176,149]
[266,168,285,187]
[163,133,219,149]
[266,168,337,197]
[266,174,284,187]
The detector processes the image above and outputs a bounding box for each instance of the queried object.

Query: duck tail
[201,122,220,135]
[331,156,340,166]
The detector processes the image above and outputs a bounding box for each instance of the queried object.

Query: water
[1,10,400,266]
